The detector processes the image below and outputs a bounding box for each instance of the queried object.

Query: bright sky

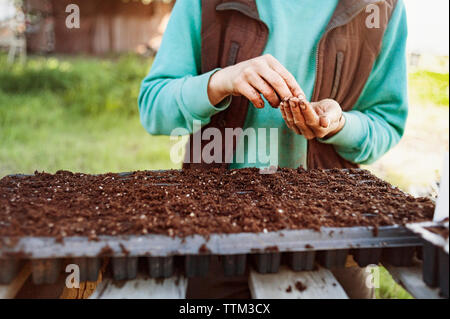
[405,0,449,55]
[0,0,15,22]
[0,0,449,55]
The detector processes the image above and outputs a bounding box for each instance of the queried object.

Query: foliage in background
[0,54,178,176]
[409,70,449,107]
[375,267,413,299]
[0,54,148,116]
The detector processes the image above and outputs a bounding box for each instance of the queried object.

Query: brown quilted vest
[183,0,398,170]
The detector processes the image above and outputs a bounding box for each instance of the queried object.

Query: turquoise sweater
[139,0,408,169]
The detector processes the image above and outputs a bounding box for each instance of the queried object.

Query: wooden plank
[89,275,188,299]
[0,263,31,299]
[249,266,348,299]
[385,262,443,299]
[60,269,104,299]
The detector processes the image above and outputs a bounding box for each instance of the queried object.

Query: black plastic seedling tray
[407,221,449,298]
[0,169,426,285]
[0,225,422,285]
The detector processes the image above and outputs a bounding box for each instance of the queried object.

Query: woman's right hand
[207,54,304,108]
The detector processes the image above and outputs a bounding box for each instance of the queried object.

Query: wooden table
[1,260,444,299]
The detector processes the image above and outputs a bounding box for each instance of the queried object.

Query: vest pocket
[330,51,344,100]
[226,41,240,66]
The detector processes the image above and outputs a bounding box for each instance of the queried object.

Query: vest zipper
[330,51,344,100]
[312,1,383,100]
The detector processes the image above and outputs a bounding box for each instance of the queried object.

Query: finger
[283,100,295,126]
[266,55,306,98]
[246,71,280,107]
[238,81,265,108]
[298,97,320,127]
[313,100,342,129]
[279,101,288,121]
[289,98,315,139]
[319,116,330,128]
[282,100,301,134]
[257,66,292,101]
[280,101,291,129]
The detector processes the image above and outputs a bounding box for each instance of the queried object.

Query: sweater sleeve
[138,0,231,136]
[319,0,408,165]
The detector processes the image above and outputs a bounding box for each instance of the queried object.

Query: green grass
[376,267,413,299]
[0,54,447,298]
[0,54,180,176]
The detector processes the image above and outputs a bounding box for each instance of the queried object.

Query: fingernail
[289,100,295,108]
[320,117,330,128]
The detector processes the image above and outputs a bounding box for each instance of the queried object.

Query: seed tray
[406,221,449,298]
[0,169,428,284]
[1,225,422,284]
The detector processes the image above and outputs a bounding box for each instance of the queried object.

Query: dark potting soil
[295,280,307,292]
[0,168,434,241]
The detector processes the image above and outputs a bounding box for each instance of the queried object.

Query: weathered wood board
[0,263,31,299]
[385,262,444,299]
[89,275,188,299]
[249,266,348,299]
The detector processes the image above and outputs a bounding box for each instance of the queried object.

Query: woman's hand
[280,97,345,139]
[207,54,304,108]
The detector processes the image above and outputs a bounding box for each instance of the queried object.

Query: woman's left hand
[280,97,346,140]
